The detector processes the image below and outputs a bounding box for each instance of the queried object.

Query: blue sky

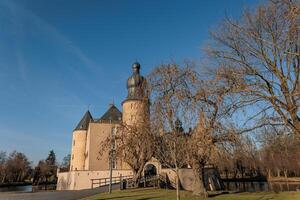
[0,0,264,164]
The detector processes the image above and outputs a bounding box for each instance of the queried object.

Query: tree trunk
[192,160,207,198]
[1,174,6,183]
[284,169,289,191]
[132,164,145,188]
[276,168,281,177]
[175,166,180,200]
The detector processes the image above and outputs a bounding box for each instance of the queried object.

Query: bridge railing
[91,174,171,189]
[90,175,133,189]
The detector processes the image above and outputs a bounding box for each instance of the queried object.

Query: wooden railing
[91,174,170,189]
[91,175,133,189]
[126,175,169,188]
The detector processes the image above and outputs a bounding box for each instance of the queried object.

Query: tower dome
[126,62,147,100]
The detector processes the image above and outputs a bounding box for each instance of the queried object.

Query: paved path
[0,184,119,200]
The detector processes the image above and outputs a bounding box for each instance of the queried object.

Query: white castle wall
[56,169,133,190]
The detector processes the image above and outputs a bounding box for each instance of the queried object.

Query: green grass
[83,188,300,200]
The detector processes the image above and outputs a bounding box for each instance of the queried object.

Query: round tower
[70,111,93,171]
[122,62,149,127]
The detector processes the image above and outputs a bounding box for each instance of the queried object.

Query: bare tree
[207,0,300,138]
[148,62,237,198]
[99,122,154,188]
[187,74,238,197]
[148,63,196,200]
[0,151,7,183]
[4,151,31,183]
[260,128,300,178]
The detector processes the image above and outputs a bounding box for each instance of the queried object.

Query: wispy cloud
[1,0,100,85]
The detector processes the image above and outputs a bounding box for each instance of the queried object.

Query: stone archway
[144,164,157,177]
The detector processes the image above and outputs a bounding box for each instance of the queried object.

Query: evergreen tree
[46,150,56,166]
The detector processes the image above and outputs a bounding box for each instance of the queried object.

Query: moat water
[224,181,300,192]
[0,185,32,192]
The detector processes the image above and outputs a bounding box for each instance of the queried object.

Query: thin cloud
[1,0,100,80]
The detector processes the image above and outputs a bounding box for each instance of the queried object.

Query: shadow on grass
[93,192,166,200]
[208,191,230,198]
[93,194,145,200]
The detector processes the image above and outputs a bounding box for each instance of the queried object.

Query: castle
[56,63,223,191]
[69,61,148,172]
[56,62,159,190]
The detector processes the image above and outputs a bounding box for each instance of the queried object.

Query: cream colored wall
[121,99,150,171]
[84,125,91,170]
[85,122,110,171]
[85,122,131,171]
[122,100,149,126]
[70,130,87,171]
[57,170,133,190]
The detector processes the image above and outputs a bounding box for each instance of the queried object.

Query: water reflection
[224,181,300,192]
[0,185,32,192]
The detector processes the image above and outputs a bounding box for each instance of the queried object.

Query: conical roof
[97,104,122,123]
[74,110,93,131]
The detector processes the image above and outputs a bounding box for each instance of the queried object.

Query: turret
[70,110,93,171]
[122,62,149,126]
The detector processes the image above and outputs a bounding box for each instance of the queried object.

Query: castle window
[73,140,75,146]
[112,160,117,169]
[72,154,74,160]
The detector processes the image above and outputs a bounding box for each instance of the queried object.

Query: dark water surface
[224,181,300,192]
[0,185,32,192]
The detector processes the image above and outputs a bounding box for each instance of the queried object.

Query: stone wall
[161,168,194,191]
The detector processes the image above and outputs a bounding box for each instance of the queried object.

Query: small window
[72,154,74,160]
[73,140,75,146]
[112,160,117,169]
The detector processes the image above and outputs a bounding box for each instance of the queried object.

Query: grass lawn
[83,188,300,200]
